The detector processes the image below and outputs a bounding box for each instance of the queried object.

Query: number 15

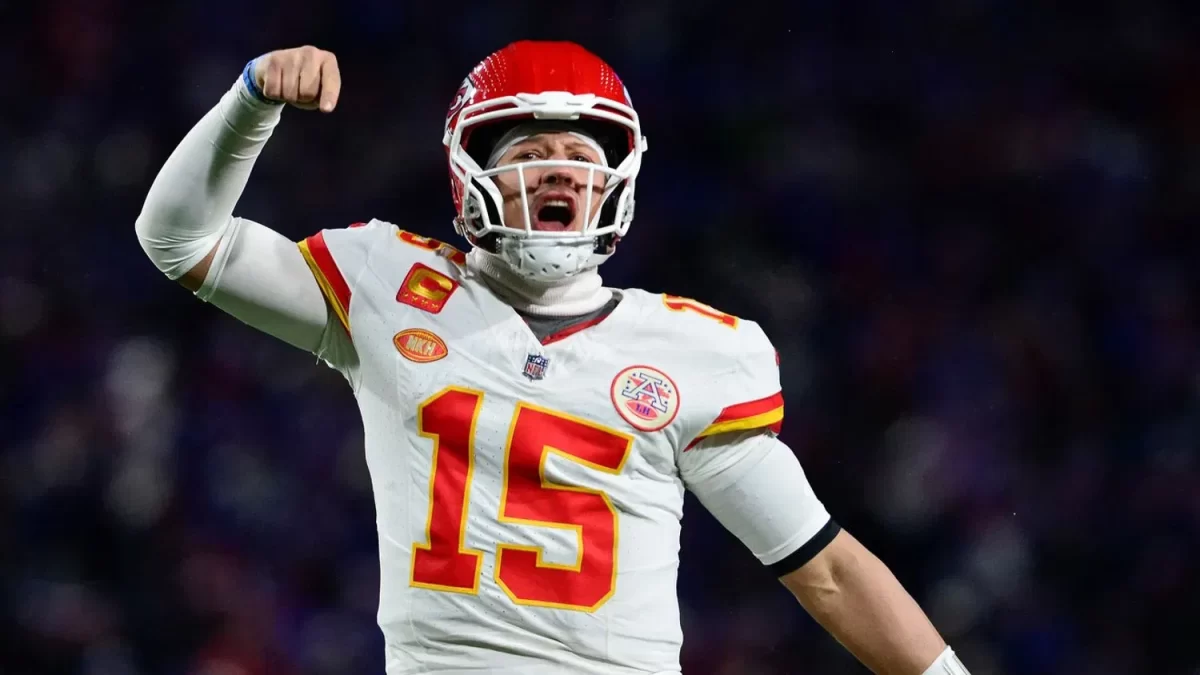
[410,387,634,613]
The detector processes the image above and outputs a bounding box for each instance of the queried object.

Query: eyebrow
[511,138,600,156]
[562,139,598,152]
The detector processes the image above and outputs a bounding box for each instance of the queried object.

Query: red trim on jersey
[712,391,784,425]
[303,232,352,317]
[538,313,612,346]
[684,391,785,451]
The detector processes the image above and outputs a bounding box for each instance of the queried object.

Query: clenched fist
[253,46,341,112]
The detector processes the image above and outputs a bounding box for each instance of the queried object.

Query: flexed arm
[135,47,345,352]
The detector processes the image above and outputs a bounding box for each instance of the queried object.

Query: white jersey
[295,219,832,675]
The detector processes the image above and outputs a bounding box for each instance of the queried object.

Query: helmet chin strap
[467,247,613,317]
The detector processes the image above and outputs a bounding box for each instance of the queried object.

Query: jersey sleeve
[680,429,840,576]
[296,219,391,339]
[687,320,784,447]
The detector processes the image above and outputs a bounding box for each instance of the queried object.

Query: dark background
[4,1,1199,673]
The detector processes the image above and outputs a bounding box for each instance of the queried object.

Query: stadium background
[4,1,1199,673]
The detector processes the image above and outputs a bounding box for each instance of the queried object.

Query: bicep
[195,216,333,354]
[681,430,840,576]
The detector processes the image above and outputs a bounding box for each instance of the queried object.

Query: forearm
[782,530,948,675]
[135,67,282,279]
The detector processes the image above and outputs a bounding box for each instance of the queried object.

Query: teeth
[544,200,570,208]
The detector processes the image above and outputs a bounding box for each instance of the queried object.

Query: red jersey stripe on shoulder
[297,232,352,337]
[349,222,367,228]
[712,391,784,425]
[686,391,785,449]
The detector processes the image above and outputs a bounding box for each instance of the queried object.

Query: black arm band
[768,517,841,577]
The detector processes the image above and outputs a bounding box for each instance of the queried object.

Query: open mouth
[532,195,577,231]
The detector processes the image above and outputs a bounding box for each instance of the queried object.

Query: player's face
[492,132,606,233]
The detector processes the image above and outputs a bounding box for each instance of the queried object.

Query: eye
[571,154,597,163]
[513,150,541,161]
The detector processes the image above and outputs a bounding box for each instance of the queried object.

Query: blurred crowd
[4,1,1199,673]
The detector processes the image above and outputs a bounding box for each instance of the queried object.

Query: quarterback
[136,41,971,675]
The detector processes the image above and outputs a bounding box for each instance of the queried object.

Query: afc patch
[610,365,680,432]
[397,264,458,314]
[523,353,550,381]
[393,328,448,363]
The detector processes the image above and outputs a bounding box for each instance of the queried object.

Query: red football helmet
[443,40,647,281]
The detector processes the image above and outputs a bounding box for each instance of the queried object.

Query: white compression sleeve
[135,74,331,353]
[135,76,282,279]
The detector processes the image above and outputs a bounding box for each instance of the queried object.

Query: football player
[136,41,971,675]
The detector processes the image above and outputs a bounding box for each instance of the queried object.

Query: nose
[542,167,577,189]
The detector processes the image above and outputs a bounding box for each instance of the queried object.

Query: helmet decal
[444,75,478,140]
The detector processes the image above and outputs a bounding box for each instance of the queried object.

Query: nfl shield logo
[523,354,550,381]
